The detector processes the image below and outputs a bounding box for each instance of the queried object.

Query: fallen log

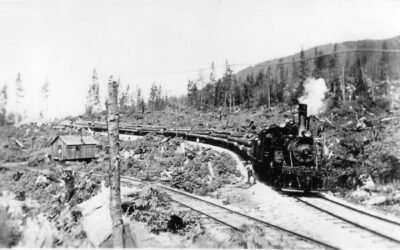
[14,139,24,148]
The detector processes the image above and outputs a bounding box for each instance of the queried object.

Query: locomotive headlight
[302,130,312,137]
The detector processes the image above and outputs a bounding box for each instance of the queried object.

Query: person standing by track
[245,161,256,185]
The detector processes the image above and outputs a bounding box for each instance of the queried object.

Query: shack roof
[50,135,99,146]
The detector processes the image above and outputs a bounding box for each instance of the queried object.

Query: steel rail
[117,176,243,231]
[168,198,244,232]
[86,141,337,248]
[318,193,400,227]
[157,184,338,250]
[294,197,400,245]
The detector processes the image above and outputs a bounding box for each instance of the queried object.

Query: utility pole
[106,76,125,248]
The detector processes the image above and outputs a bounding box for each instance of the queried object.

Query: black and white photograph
[1,0,400,248]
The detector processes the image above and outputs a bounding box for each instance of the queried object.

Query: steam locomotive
[250,104,324,192]
[73,104,325,192]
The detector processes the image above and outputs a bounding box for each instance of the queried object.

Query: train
[250,104,325,192]
[72,103,326,192]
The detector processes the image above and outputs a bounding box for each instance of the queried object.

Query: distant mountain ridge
[186,35,400,112]
[235,35,400,81]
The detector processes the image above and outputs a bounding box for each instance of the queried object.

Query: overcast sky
[1,0,400,119]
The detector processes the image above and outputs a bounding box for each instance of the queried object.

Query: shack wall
[51,138,67,160]
[65,145,96,160]
[51,137,97,160]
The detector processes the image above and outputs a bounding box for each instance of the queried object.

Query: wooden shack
[50,135,99,161]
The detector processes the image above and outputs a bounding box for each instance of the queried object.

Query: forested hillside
[236,35,400,80]
[187,35,400,112]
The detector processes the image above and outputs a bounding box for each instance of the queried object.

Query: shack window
[76,146,80,152]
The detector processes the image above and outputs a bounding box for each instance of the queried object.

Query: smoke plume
[298,78,328,116]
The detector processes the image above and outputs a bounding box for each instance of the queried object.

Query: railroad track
[117,175,337,249]
[86,164,400,249]
[293,193,400,249]
[81,125,400,249]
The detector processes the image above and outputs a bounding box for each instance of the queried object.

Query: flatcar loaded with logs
[73,104,326,192]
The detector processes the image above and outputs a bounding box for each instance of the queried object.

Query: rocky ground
[318,105,400,215]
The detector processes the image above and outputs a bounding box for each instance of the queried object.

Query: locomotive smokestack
[298,104,307,136]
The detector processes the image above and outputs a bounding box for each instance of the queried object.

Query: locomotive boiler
[251,104,324,192]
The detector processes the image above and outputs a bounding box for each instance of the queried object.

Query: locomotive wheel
[266,162,278,186]
[302,177,312,193]
[264,166,273,184]
[272,170,283,190]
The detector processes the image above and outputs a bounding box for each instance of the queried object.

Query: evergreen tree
[278,59,287,103]
[136,86,144,113]
[255,70,265,106]
[291,56,298,84]
[232,78,242,107]
[209,62,217,85]
[86,87,93,115]
[242,77,252,108]
[141,99,145,113]
[222,60,234,109]
[149,83,158,111]
[287,57,296,106]
[354,58,369,97]
[0,85,7,126]
[295,49,308,101]
[379,40,390,81]
[329,43,341,102]
[128,87,135,107]
[187,80,198,109]
[207,62,218,109]
[313,48,325,79]
[214,79,222,107]
[246,72,258,107]
[93,71,101,113]
[265,67,273,107]
[41,78,50,119]
[155,85,164,110]
[15,73,24,123]
[163,90,168,109]
[204,62,218,108]
[119,85,130,109]
[195,72,206,110]
[202,82,215,110]
[125,86,135,115]
[86,69,101,115]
